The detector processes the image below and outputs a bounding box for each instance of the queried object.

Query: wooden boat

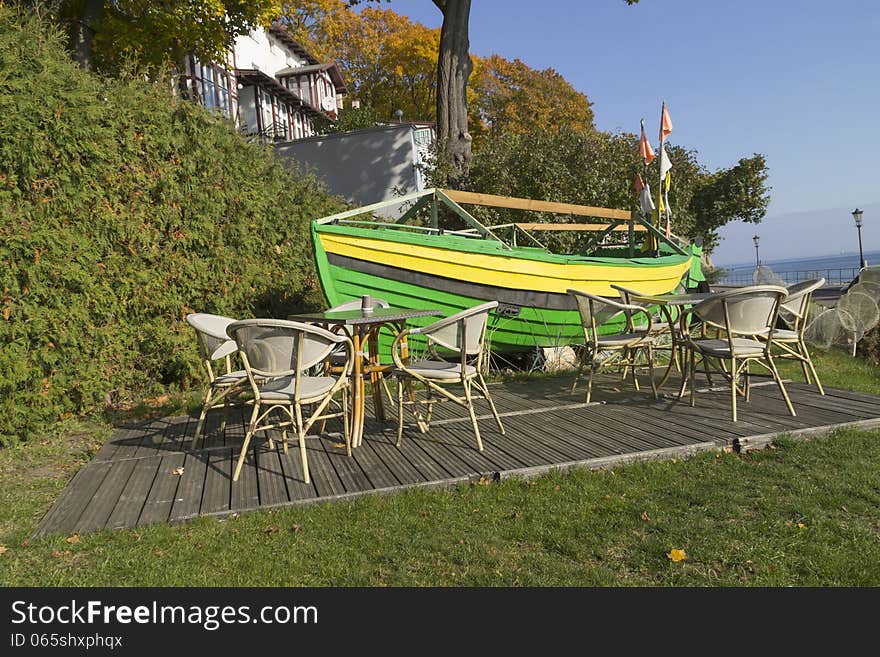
[311,188,702,353]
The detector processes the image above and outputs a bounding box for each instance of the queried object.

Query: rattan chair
[391,301,504,451]
[765,278,825,394]
[186,313,249,448]
[677,285,795,422]
[611,283,684,374]
[226,319,353,483]
[567,289,658,403]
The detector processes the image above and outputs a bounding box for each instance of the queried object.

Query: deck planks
[31,374,880,538]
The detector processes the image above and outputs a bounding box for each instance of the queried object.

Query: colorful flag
[659,103,673,141]
[639,180,655,217]
[633,173,645,195]
[663,173,672,238]
[639,121,655,164]
[659,143,673,180]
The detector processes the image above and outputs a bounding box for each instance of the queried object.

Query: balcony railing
[719,267,861,287]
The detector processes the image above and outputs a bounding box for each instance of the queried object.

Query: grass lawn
[0,347,878,586]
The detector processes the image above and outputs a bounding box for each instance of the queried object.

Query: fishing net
[753,265,787,286]
[859,265,880,285]
[848,281,880,303]
[804,308,845,350]
[804,282,880,354]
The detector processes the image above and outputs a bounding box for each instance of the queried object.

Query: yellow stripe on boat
[318,232,691,297]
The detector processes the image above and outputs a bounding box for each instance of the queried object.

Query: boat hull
[312,223,695,352]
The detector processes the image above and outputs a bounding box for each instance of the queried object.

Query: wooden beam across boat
[440,189,631,221]
[515,222,647,233]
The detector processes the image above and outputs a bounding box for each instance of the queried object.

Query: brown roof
[275,62,347,94]
[234,69,325,120]
[267,23,320,66]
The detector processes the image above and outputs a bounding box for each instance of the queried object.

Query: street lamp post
[752,235,760,269]
[852,208,866,269]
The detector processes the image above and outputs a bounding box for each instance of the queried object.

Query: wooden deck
[32,372,880,538]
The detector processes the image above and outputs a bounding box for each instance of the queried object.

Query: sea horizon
[715,249,880,270]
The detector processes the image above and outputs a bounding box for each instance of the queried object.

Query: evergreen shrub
[0,8,341,442]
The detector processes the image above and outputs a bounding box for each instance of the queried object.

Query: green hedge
[0,8,342,443]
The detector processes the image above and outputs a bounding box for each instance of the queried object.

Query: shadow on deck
[32,371,880,538]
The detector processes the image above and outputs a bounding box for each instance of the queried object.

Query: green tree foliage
[318,104,382,133]
[0,8,341,443]
[466,128,769,253]
[22,0,282,72]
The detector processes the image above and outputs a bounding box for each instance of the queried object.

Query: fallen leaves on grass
[797,522,807,529]
[0,545,7,554]
[65,534,79,544]
[290,524,301,533]
[667,548,687,562]
[265,526,280,536]
[145,394,170,407]
[640,511,650,522]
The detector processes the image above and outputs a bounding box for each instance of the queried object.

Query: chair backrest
[609,284,640,306]
[413,301,498,357]
[691,285,787,336]
[609,284,649,330]
[186,313,238,361]
[328,297,391,312]
[567,289,630,340]
[781,278,825,326]
[226,319,347,378]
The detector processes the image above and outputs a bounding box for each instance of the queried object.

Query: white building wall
[233,26,307,75]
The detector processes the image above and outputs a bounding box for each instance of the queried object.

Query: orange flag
[633,173,644,195]
[639,121,655,164]
[659,103,673,141]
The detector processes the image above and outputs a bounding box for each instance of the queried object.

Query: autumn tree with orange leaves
[283,1,594,139]
[469,54,594,145]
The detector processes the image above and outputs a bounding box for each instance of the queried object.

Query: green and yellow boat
[312,188,703,353]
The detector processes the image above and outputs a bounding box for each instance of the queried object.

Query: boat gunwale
[313,222,692,268]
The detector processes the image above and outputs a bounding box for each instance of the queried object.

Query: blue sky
[385,1,880,263]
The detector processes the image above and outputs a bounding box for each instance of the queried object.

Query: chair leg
[767,353,796,417]
[220,396,229,435]
[233,401,261,482]
[629,347,641,392]
[586,361,595,404]
[294,402,310,484]
[571,354,585,393]
[424,387,434,429]
[677,348,690,400]
[689,349,697,408]
[801,341,825,395]
[647,344,658,400]
[730,357,738,422]
[396,377,405,447]
[478,373,505,434]
[744,360,751,402]
[463,378,484,452]
[192,387,214,448]
[342,388,351,457]
[282,407,291,455]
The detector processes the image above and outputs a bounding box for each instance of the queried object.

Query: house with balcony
[181,23,346,142]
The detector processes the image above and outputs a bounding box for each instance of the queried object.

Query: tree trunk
[72,0,104,70]
[434,0,472,187]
